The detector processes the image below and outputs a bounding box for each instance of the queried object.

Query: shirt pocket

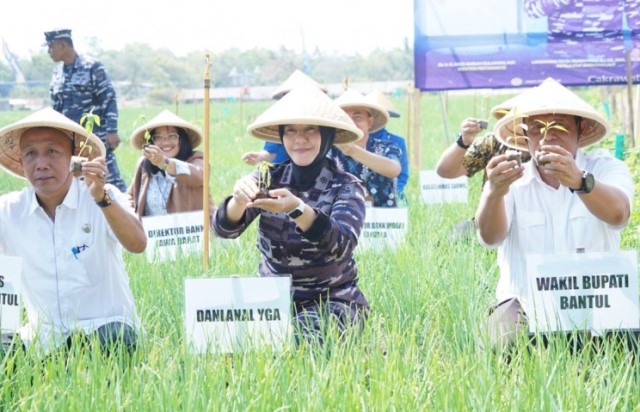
[568,205,598,250]
[516,211,546,255]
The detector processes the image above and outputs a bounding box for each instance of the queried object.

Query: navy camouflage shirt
[49,54,118,139]
[214,160,369,310]
[329,135,402,208]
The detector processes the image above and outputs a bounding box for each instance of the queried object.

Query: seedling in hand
[255,161,274,199]
[70,110,98,176]
[531,120,568,166]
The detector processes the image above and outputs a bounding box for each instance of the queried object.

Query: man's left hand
[537,145,583,189]
[105,132,121,150]
[80,157,109,199]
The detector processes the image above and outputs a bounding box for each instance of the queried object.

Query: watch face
[288,209,303,219]
[584,172,595,193]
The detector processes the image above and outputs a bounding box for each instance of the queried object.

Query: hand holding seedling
[484,153,524,198]
[534,145,583,189]
[231,174,261,207]
[249,188,301,214]
[143,145,167,168]
[79,156,109,200]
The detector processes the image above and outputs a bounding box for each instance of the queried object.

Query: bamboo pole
[406,82,413,164]
[203,54,211,272]
[625,50,636,147]
[635,85,640,148]
[412,87,422,170]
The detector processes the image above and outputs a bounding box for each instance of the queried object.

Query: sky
[3,1,414,58]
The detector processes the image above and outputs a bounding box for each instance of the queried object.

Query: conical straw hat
[493,78,609,151]
[0,107,105,179]
[248,83,363,144]
[335,88,390,133]
[366,89,400,118]
[271,69,328,100]
[130,110,202,150]
[489,93,526,120]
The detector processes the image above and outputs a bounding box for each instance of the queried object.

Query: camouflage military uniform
[461,133,530,183]
[50,54,127,191]
[214,160,369,343]
[329,134,402,208]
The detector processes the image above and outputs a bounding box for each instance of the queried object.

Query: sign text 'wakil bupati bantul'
[526,251,639,334]
[534,273,629,310]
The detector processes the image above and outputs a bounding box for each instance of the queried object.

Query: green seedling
[255,161,273,198]
[70,110,99,176]
[133,114,152,147]
[531,119,568,165]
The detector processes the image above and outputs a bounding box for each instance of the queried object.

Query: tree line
[0,43,413,102]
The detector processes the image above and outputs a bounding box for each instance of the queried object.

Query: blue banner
[414,0,640,91]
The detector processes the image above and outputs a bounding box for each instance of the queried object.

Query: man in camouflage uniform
[214,84,368,345]
[45,29,127,192]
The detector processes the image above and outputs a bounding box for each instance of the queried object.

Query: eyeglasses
[152,133,179,143]
[283,126,320,139]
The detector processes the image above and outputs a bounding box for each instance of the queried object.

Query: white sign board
[0,255,22,333]
[526,251,639,334]
[184,276,291,354]
[420,170,468,204]
[142,211,206,262]
[359,207,408,251]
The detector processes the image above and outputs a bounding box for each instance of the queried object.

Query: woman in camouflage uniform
[213,83,369,345]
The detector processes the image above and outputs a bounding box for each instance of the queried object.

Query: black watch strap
[96,190,113,208]
[570,170,594,194]
[456,134,470,150]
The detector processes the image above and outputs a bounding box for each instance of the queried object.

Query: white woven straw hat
[130,110,203,150]
[366,89,400,118]
[335,88,389,133]
[489,93,526,120]
[0,107,105,179]
[493,78,609,151]
[271,70,328,100]
[248,83,363,144]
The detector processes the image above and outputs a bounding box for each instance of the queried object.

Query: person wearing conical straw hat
[0,108,145,356]
[436,93,530,184]
[475,78,634,354]
[214,83,370,345]
[435,93,531,241]
[331,88,402,208]
[366,89,410,204]
[242,69,328,166]
[128,110,215,221]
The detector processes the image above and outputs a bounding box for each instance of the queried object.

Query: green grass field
[0,92,639,411]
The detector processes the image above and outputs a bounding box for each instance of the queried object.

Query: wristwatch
[287,200,305,219]
[570,170,595,194]
[161,157,170,171]
[96,189,113,208]
[455,133,470,149]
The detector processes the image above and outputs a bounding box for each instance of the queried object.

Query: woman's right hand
[231,175,260,208]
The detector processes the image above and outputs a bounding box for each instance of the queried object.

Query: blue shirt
[330,135,402,208]
[264,141,290,164]
[369,128,409,194]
